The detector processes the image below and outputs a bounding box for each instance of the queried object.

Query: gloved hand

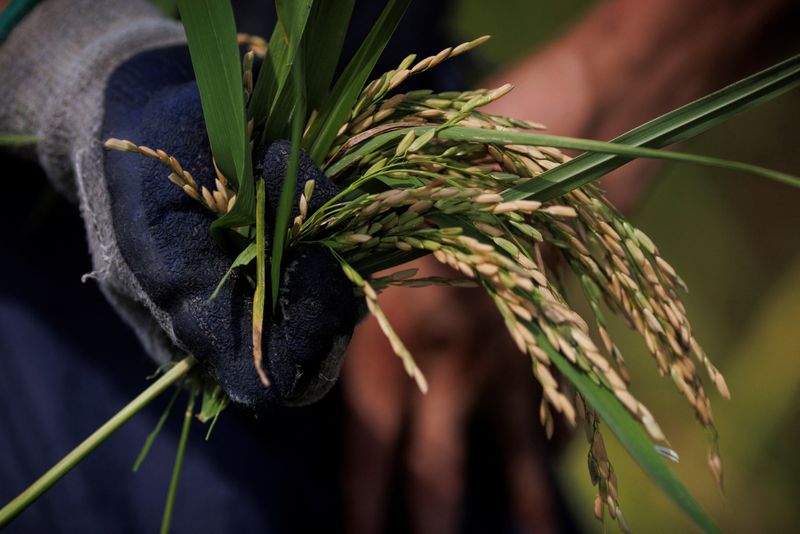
[0,0,360,409]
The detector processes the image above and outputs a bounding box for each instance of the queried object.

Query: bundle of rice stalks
[3,1,800,531]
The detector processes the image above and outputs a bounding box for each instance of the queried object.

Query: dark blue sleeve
[0,155,346,533]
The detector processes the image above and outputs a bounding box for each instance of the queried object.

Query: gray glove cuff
[1,0,188,364]
[0,0,185,199]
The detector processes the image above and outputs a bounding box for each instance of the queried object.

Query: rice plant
[2,1,799,531]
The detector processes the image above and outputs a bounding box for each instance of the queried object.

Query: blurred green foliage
[454,0,800,531]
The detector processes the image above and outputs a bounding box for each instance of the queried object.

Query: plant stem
[0,355,197,528]
[0,133,37,146]
[133,383,184,472]
[269,55,305,310]
[160,381,197,534]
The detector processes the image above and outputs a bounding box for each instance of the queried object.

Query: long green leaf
[260,0,316,143]
[208,242,257,301]
[0,357,196,528]
[305,0,411,164]
[326,125,800,188]
[249,0,313,143]
[178,0,247,185]
[503,52,800,201]
[303,0,356,114]
[437,127,800,188]
[270,58,305,310]
[178,0,254,228]
[132,386,182,472]
[198,384,229,440]
[529,325,719,533]
[160,382,197,534]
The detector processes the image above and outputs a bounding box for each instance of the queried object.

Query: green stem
[0,355,197,529]
[160,381,198,534]
[0,133,37,146]
[133,383,184,472]
[270,55,305,310]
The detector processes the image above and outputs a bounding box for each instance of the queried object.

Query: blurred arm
[343,2,798,533]
[484,0,795,211]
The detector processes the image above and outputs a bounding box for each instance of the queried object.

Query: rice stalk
[96,31,800,532]
[0,356,197,528]
[160,381,198,534]
[107,38,732,507]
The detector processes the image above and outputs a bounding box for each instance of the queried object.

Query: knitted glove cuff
[0,0,187,365]
[0,0,184,199]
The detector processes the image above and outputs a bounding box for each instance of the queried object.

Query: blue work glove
[0,0,360,409]
[102,46,360,408]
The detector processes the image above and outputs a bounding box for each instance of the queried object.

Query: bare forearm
[484,0,796,210]
[488,0,792,138]
[576,0,791,139]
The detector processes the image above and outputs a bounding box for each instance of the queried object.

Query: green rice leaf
[178,0,254,228]
[303,0,356,114]
[0,133,36,146]
[197,384,229,441]
[253,179,269,385]
[304,0,411,164]
[249,0,314,143]
[160,382,197,534]
[530,325,719,534]
[270,58,305,310]
[177,0,248,187]
[203,406,226,442]
[434,127,800,189]
[132,386,182,472]
[208,242,257,301]
[502,52,800,201]
[325,125,800,188]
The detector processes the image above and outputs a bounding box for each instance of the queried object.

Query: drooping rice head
[105,36,729,529]
[302,39,730,524]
